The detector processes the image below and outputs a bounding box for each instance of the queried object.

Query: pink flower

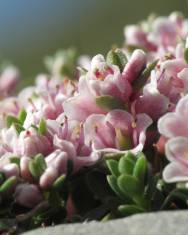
[84,109,152,154]
[158,95,188,182]
[124,12,188,60]
[53,135,99,173]
[63,54,133,121]
[124,25,157,51]
[19,75,76,122]
[46,116,100,176]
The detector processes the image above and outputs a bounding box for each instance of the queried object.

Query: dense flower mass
[2,12,188,233]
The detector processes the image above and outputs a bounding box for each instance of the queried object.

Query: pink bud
[1,163,19,178]
[14,128,52,157]
[39,167,58,189]
[122,49,146,83]
[45,150,68,175]
[20,157,33,182]
[15,183,42,208]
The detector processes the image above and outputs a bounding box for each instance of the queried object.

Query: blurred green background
[0,0,188,79]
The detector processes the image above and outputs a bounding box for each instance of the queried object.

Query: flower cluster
[1,12,188,233]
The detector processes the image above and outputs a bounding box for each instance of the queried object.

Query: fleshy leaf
[38,118,47,135]
[184,48,188,64]
[14,123,25,134]
[6,116,21,128]
[10,157,20,167]
[118,204,145,216]
[132,59,158,91]
[18,109,27,125]
[96,95,125,111]
[106,49,127,72]
[117,174,143,198]
[29,160,43,180]
[53,174,66,190]
[133,153,147,183]
[118,152,136,175]
[0,176,17,193]
[107,175,130,201]
[34,154,47,172]
[106,160,120,177]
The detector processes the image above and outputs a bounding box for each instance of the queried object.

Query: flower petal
[163,162,188,183]
[165,137,188,166]
[158,112,188,138]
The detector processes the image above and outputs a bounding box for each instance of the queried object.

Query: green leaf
[133,153,147,183]
[184,48,188,64]
[106,159,120,177]
[0,176,17,193]
[18,109,27,125]
[101,213,114,221]
[126,45,148,53]
[132,59,158,91]
[117,174,143,198]
[14,123,25,134]
[38,118,47,135]
[95,95,125,111]
[107,175,130,201]
[118,204,145,216]
[106,49,127,72]
[10,157,20,167]
[104,152,124,160]
[6,115,21,128]
[118,152,136,175]
[53,174,66,190]
[31,124,38,131]
[77,66,88,75]
[0,173,5,185]
[34,154,47,172]
[29,160,43,180]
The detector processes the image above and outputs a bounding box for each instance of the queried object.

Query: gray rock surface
[23,210,188,235]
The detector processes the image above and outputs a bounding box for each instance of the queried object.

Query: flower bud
[39,167,58,189]
[122,49,146,83]
[15,183,42,208]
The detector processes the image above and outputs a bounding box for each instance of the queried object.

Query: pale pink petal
[53,135,76,159]
[135,92,169,120]
[63,95,104,122]
[84,114,115,149]
[162,59,187,79]
[163,162,188,183]
[106,109,132,136]
[178,68,188,92]
[158,113,188,138]
[165,137,188,166]
[135,113,153,136]
[176,94,188,118]
[74,152,100,172]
